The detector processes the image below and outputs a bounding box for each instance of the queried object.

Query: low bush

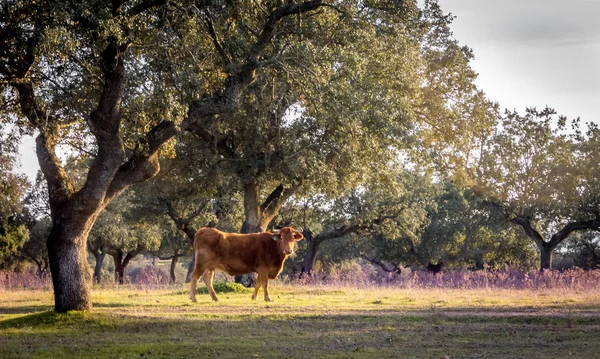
[195,281,251,294]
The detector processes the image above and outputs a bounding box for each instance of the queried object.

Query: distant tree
[286,169,434,277]
[350,172,436,273]
[154,224,191,284]
[21,218,51,278]
[478,108,600,270]
[87,223,110,285]
[419,182,537,270]
[564,232,600,270]
[0,128,29,267]
[90,190,161,284]
[107,222,161,284]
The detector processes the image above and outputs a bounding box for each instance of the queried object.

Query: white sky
[441,0,600,123]
[17,0,600,181]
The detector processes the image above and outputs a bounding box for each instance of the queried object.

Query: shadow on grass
[92,302,139,308]
[1,308,600,358]
[0,311,59,328]
[0,305,52,315]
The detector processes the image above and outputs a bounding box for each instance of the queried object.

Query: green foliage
[561,232,600,270]
[476,107,600,268]
[143,137,246,233]
[20,217,51,275]
[478,108,576,218]
[411,0,498,185]
[420,182,537,269]
[90,189,162,260]
[0,222,29,269]
[0,128,29,267]
[350,170,438,269]
[195,281,251,295]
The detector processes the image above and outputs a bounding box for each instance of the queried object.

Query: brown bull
[189,227,303,302]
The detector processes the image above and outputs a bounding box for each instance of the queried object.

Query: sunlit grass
[2,285,600,358]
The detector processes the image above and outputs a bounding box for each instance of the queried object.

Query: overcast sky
[17,0,600,180]
[441,0,600,122]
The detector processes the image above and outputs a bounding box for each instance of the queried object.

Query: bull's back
[193,228,268,275]
[194,228,226,251]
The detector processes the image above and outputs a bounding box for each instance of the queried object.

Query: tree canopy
[477,108,600,269]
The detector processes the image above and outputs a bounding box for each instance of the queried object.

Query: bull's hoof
[251,295,257,300]
[190,297,197,303]
[264,297,273,302]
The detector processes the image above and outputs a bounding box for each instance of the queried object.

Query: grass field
[1,284,600,358]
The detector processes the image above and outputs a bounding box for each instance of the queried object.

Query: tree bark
[539,245,553,270]
[300,231,321,278]
[169,255,179,284]
[47,222,94,312]
[510,215,600,270]
[185,257,195,283]
[241,181,263,233]
[93,251,106,284]
[111,251,125,284]
[110,250,139,284]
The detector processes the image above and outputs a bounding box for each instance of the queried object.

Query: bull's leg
[189,263,205,303]
[251,273,263,301]
[203,269,219,302]
[262,276,272,302]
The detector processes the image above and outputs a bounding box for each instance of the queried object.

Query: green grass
[1,286,600,358]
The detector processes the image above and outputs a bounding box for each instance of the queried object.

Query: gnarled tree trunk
[111,251,125,284]
[237,182,296,286]
[539,243,554,270]
[47,218,95,312]
[510,215,600,271]
[169,256,179,284]
[110,250,139,284]
[93,251,107,284]
[300,230,320,278]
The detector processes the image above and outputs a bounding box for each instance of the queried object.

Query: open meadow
[2,282,600,358]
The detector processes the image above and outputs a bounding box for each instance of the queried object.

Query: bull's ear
[293,232,304,241]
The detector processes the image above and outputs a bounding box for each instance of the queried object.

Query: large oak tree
[477,108,600,269]
[0,0,334,311]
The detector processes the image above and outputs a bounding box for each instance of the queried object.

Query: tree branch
[158,196,206,244]
[204,14,231,66]
[13,82,74,210]
[313,209,407,244]
[127,0,168,17]
[360,254,401,274]
[182,0,328,134]
[73,39,132,215]
[104,120,178,204]
[510,215,545,248]
[260,184,297,229]
[550,219,600,249]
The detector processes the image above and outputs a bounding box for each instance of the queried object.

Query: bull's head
[273,227,304,255]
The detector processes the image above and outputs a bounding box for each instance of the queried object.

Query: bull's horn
[294,229,303,233]
[272,229,281,233]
